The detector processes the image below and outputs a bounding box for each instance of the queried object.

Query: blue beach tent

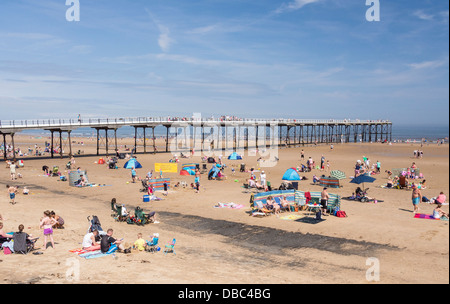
[228,152,243,160]
[282,168,301,181]
[208,166,220,180]
[123,158,142,169]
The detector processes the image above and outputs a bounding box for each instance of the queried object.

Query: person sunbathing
[280,196,291,212]
[265,196,280,214]
[386,177,394,188]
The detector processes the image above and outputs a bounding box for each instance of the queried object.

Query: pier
[0,117,392,160]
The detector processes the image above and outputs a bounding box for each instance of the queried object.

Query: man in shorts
[7,185,18,205]
[321,187,330,216]
[101,228,127,254]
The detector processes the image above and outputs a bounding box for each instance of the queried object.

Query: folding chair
[164,238,176,255]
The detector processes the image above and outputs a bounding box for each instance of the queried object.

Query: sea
[11,121,448,143]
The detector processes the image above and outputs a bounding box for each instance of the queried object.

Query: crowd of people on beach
[1,136,449,259]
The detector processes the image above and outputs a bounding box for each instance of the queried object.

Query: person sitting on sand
[82,229,101,251]
[50,211,64,229]
[432,203,449,220]
[133,233,146,251]
[435,192,446,205]
[0,222,12,244]
[386,177,394,188]
[100,228,128,254]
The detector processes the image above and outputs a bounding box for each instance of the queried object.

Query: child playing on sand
[133,233,146,251]
[39,210,57,249]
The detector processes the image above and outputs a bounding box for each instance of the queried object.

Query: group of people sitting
[82,229,160,254]
[0,222,39,254]
[257,195,291,215]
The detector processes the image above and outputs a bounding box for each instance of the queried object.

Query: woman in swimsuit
[40,210,57,249]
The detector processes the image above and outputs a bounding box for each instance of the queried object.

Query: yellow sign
[154,163,178,173]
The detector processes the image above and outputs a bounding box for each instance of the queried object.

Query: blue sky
[0,0,448,126]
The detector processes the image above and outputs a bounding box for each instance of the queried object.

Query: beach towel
[414,214,440,220]
[279,214,303,221]
[214,202,244,209]
[78,249,115,259]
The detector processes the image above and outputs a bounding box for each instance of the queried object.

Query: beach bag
[315,210,322,220]
[336,211,347,218]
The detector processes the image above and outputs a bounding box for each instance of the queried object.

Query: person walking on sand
[9,161,17,180]
[411,184,422,214]
[7,185,18,205]
[40,210,57,250]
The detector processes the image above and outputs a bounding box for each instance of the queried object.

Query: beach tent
[228,152,242,160]
[282,168,301,181]
[207,157,216,163]
[208,166,220,180]
[180,168,195,176]
[123,158,142,169]
[182,163,199,170]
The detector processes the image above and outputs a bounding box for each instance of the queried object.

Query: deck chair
[146,237,159,252]
[164,238,176,255]
[253,200,274,216]
[135,207,155,225]
[113,205,127,222]
[12,232,39,254]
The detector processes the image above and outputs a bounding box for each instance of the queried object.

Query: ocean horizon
[16,123,449,143]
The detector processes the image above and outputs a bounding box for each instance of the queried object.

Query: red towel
[305,192,311,204]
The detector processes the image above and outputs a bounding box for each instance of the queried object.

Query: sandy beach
[0,135,448,284]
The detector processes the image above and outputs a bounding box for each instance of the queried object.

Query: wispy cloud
[145,9,174,52]
[413,10,435,21]
[407,58,449,70]
[274,0,320,14]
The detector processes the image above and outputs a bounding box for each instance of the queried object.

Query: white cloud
[274,0,320,14]
[413,10,434,21]
[145,9,174,52]
[407,58,448,70]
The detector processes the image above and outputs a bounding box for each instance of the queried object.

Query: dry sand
[0,135,448,284]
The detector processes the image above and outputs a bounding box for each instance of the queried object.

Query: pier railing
[0,117,392,130]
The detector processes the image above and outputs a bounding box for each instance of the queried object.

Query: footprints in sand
[420,230,439,241]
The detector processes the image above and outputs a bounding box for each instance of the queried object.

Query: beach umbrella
[123,158,142,169]
[349,174,376,190]
[330,170,346,180]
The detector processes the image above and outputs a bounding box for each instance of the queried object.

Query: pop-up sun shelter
[228,152,242,160]
[208,166,221,180]
[282,168,301,181]
[123,158,142,169]
[180,168,195,176]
